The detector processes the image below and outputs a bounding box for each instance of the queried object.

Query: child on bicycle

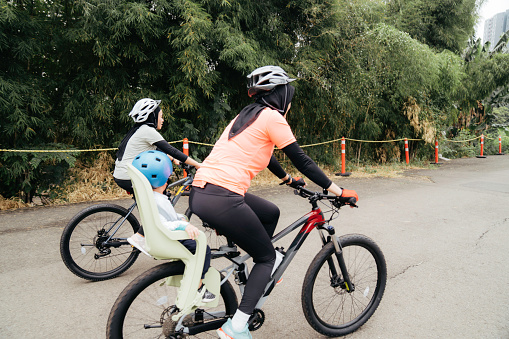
[112,98,201,255]
[132,150,215,303]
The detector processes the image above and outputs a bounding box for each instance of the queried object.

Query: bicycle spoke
[61,204,140,280]
[108,263,237,338]
[303,235,386,336]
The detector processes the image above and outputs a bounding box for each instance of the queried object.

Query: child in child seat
[132,150,215,303]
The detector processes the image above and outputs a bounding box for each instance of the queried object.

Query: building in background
[483,9,509,50]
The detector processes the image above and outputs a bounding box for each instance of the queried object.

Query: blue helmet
[132,150,173,188]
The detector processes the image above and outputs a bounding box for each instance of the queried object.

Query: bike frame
[178,191,354,335]
[219,207,339,307]
[99,174,194,248]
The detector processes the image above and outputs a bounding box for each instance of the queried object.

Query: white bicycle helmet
[247,66,295,97]
[128,98,161,123]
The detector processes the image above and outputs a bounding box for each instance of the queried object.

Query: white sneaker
[127,233,152,257]
[198,284,216,303]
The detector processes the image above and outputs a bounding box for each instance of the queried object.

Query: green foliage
[489,106,509,127]
[0,0,506,201]
[387,0,478,53]
[0,145,77,202]
[483,131,509,155]
[461,37,509,120]
[442,130,508,158]
[440,130,477,158]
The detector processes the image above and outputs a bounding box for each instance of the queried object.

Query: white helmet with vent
[247,66,295,97]
[128,98,161,123]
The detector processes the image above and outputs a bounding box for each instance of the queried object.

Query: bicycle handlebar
[166,163,194,189]
[180,163,195,172]
[293,185,358,208]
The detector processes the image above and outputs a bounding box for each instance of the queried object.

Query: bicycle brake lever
[181,163,192,171]
[293,188,308,198]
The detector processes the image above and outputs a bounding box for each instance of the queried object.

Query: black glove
[289,176,306,188]
[279,174,306,188]
[333,188,358,207]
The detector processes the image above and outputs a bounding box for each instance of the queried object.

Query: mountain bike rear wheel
[60,203,140,281]
[302,234,387,336]
[106,262,238,339]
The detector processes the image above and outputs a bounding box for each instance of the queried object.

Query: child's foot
[127,233,152,257]
[198,284,216,303]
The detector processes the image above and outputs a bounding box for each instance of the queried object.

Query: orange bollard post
[496,135,504,155]
[476,134,487,158]
[341,137,346,173]
[404,138,409,164]
[183,138,189,175]
[335,137,351,176]
[431,138,442,165]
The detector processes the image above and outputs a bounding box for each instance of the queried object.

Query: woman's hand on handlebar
[326,182,359,207]
[279,174,306,188]
[289,176,306,188]
[336,189,358,207]
[339,189,358,204]
[185,157,201,169]
[180,163,195,172]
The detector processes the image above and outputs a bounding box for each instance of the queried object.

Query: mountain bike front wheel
[106,262,238,339]
[60,203,140,281]
[302,234,387,337]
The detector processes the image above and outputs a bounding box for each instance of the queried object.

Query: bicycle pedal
[227,251,240,258]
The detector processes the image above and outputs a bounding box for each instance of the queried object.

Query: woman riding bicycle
[189,65,358,339]
[113,98,200,255]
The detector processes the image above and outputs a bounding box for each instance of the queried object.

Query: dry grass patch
[0,155,434,211]
[57,152,130,204]
[250,161,434,186]
[0,195,29,210]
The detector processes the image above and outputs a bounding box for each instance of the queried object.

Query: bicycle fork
[319,225,355,293]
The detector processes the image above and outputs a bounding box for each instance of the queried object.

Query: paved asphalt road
[0,155,508,338]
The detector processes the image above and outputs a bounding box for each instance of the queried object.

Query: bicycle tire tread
[60,203,140,281]
[301,233,387,337]
[106,261,238,338]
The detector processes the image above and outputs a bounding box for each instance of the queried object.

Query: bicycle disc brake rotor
[331,275,355,294]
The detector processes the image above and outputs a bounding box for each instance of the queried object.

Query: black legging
[189,183,279,314]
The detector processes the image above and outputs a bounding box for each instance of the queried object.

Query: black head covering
[228,84,295,140]
[116,106,161,161]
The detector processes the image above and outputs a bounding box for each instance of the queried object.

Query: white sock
[231,310,250,332]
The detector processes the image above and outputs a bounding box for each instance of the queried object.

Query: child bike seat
[127,164,220,317]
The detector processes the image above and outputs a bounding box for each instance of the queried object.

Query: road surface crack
[391,261,423,279]
[475,217,508,246]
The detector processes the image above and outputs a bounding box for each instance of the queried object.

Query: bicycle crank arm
[104,240,130,248]
[185,318,226,335]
